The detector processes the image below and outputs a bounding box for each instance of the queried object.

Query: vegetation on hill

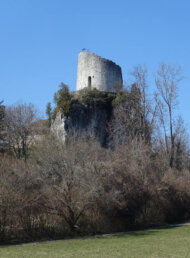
[51,85,117,118]
[0,63,190,244]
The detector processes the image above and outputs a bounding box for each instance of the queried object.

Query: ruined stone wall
[76,52,123,92]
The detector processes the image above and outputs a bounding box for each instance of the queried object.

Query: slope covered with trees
[0,63,190,244]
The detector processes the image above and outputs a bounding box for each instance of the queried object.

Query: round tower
[76,52,123,92]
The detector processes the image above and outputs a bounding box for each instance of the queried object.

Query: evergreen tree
[53,83,71,116]
[46,102,52,127]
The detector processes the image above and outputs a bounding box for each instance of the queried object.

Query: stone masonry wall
[76,52,123,92]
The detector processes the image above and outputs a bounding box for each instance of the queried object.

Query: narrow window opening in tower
[88,76,91,90]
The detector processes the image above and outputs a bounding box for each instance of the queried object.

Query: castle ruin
[76,51,123,92]
[52,52,123,145]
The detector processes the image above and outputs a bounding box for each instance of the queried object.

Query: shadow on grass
[106,230,160,239]
[1,224,189,247]
[108,224,188,239]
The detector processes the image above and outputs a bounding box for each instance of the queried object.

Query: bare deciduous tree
[0,101,5,151]
[5,103,40,160]
[131,65,157,140]
[155,63,183,167]
[173,116,190,170]
[108,86,146,148]
[31,134,105,232]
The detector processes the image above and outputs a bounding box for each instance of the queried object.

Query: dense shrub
[1,134,190,244]
[81,88,115,109]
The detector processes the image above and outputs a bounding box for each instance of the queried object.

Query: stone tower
[76,51,123,92]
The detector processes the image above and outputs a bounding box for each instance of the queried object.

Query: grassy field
[1,226,190,258]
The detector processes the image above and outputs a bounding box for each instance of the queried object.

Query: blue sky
[0,0,190,128]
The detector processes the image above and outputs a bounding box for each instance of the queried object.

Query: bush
[81,88,115,109]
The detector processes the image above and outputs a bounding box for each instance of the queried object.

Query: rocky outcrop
[52,103,112,146]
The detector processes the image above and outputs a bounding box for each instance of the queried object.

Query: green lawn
[1,226,190,258]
